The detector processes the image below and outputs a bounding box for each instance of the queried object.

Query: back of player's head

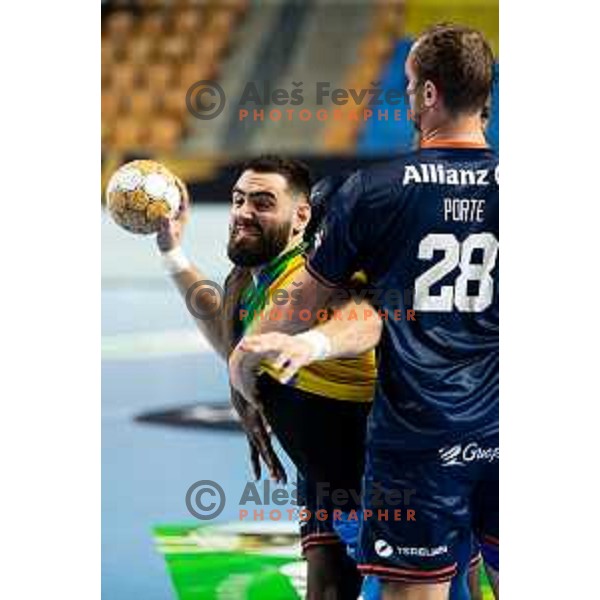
[240,156,311,201]
[411,23,494,116]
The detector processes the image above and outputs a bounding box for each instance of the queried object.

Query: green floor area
[154,523,494,600]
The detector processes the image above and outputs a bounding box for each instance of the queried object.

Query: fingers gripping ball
[106,160,182,234]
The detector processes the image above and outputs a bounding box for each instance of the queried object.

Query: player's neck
[420,114,487,148]
[250,235,304,278]
[281,233,305,257]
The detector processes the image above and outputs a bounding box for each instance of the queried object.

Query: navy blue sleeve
[305,170,367,287]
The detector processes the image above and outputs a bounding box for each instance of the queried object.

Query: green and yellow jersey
[237,243,376,403]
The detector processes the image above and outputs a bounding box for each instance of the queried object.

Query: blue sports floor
[101,205,295,599]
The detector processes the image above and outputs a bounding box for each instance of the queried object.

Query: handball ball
[105,160,182,234]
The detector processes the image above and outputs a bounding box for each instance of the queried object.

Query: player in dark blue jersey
[230,23,498,600]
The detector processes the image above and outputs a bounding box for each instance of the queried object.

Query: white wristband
[160,246,192,275]
[296,330,332,361]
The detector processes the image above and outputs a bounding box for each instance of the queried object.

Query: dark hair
[240,156,311,200]
[412,23,494,116]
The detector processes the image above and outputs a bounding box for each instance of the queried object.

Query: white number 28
[414,233,498,312]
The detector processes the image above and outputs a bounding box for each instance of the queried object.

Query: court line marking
[102,328,214,361]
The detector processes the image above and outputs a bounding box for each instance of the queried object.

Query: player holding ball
[230,24,499,600]
[148,158,484,600]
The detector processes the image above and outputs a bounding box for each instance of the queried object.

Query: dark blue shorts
[258,374,370,553]
[357,433,498,583]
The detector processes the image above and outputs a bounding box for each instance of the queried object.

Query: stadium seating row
[322,0,404,152]
[101,0,498,156]
[101,0,247,152]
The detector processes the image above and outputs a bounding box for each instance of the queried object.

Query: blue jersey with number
[306,145,499,450]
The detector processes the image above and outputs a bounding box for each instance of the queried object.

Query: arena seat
[110,62,138,91]
[111,117,146,151]
[102,1,248,154]
[146,118,182,153]
[357,38,415,154]
[127,90,157,118]
[321,0,403,152]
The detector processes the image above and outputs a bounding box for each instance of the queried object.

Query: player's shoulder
[349,150,422,205]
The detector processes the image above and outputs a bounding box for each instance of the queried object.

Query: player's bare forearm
[232,300,380,388]
[169,264,228,359]
[229,268,381,398]
[315,299,382,359]
[155,183,228,359]
[244,267,382,358]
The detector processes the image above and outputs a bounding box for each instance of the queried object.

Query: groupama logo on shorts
[439,442,499,467]
[374,539,394,558]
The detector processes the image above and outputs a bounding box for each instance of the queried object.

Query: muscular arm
[165,262,228,359]
[230,267,381,394]
[158,179,285,481]
[316,299,382,359]
[157,178,227,358]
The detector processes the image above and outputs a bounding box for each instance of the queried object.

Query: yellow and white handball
[105,160,182,234]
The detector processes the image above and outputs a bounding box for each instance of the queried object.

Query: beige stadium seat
[174,8,203,34]
[111,117,146,151]
[101,121,112,149]
[146,118,181,153]
[178,62,212,88]
[145,63,172,91]
[323,125,357,152]
[111,62,138,91]
[105,11,135,39]
[161,34,191,62]
[140,11,167,36]
[361,35,394,62]
[161,87,189,122]
[128,36,155,63]
[206,8,236,35]
[101,92,121,120]
[193,32,228,62]
[101,41,116,66]
[127,90,156,118]
[345,62,382,94]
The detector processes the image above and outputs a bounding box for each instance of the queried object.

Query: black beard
[227,221,292,267]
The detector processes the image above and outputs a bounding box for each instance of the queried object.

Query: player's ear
[423,80,438,108]
[292,196,311,236]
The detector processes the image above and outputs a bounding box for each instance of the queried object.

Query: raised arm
[156,178,228,358]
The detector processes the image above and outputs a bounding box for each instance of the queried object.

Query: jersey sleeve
[305,170,370,287]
